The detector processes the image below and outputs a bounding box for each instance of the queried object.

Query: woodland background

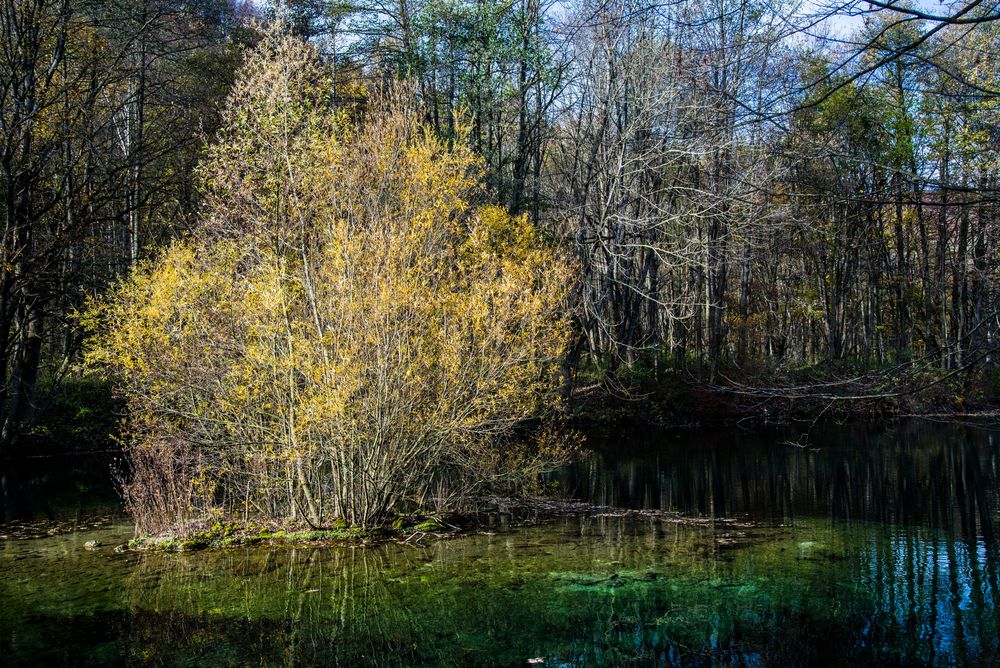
[3,0,999,449]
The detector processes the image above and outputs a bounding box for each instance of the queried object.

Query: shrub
[85,27,574,533]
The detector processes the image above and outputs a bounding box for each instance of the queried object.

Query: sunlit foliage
[86,26,574,532]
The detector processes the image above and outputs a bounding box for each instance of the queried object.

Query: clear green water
[2,421,999,666]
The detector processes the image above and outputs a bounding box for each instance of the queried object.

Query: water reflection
[852,531,1000,664]
[0,454,120,526]
[1,421,999,666]
[564,422,1000,540]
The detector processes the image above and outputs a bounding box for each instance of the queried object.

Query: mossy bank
[124,515,461,552]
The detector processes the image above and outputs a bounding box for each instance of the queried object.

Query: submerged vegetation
[85,29,575,535]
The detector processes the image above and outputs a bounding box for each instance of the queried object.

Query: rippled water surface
[2,421,999,666]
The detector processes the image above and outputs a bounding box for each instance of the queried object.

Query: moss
[122,514,464,552]
[178,539,207,551]
[414,518,443,532]
[126,527,359,552]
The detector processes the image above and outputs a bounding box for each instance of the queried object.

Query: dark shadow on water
[561,421,1000,540]
[1,454,121,527]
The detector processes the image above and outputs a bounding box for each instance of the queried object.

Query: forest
[1,0,998,432]
[2,2,1000,665]
[3,0,999,458]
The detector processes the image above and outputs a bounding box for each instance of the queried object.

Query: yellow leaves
[87,28,575,528]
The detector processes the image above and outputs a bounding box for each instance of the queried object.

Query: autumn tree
[86,26,575,533]
[0,0,242,450]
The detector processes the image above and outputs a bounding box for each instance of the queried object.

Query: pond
[1,420,998,666]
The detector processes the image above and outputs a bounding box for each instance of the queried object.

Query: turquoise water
[2,421,998,666]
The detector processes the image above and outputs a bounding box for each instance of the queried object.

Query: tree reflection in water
[564,422,999,535]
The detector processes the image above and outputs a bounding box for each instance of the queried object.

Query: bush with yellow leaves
[85,27,574,533]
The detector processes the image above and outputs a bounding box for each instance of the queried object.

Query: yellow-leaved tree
[85,26,574,533]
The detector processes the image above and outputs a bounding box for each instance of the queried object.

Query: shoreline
[119,496,765,553]
[567,378,1000,430]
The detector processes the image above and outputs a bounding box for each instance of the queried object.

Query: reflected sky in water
[1,420,999,666]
